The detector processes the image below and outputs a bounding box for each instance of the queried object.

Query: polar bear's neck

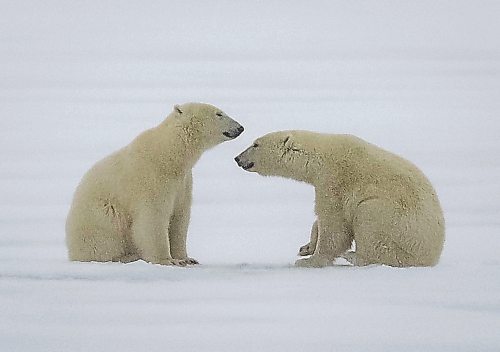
[133,119,205,175]
[283,153,323,185]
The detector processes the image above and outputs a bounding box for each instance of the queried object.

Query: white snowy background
[1,1,499,351]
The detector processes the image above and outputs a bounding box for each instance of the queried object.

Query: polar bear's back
[337,136,438,199]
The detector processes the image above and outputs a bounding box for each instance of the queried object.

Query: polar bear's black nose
[224,125,244,139]
[234,156,241,164]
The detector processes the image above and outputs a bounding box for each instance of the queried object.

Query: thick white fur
[66,103,243,265]
[236,131,445,267]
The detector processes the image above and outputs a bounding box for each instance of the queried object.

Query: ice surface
[1,1,499,351]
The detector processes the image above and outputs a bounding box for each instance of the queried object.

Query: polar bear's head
[234,130,321,184]
[173,103,244,148]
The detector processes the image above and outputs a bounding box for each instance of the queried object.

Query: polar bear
[66,103,244,266]
[235,131,445,267]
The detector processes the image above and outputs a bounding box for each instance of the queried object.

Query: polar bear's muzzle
[240,161,254,170]
[223,125,244,139]
[234,151,255,171]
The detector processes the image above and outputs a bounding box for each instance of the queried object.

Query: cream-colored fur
[66,103,243,265]
[235,131,445,267]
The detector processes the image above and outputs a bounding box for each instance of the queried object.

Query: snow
[1,1,500,351]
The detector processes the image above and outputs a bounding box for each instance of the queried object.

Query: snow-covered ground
[1,1,499,351]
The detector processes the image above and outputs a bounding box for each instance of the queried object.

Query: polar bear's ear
[174,105,183,115]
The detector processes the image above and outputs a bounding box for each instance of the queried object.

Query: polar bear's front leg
[131,207,186,266]
[295,211,352,268]
[296,221,336,268]
[298,220,318,256]
[168,172,198,265]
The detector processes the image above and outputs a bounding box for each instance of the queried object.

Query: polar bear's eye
[216,112,223,117]
[252,143,259,148]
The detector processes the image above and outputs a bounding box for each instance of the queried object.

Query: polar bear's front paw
[183,257,199,265]
[298,243,314,256]
[295,255,331,268]
[157,258,188,266]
